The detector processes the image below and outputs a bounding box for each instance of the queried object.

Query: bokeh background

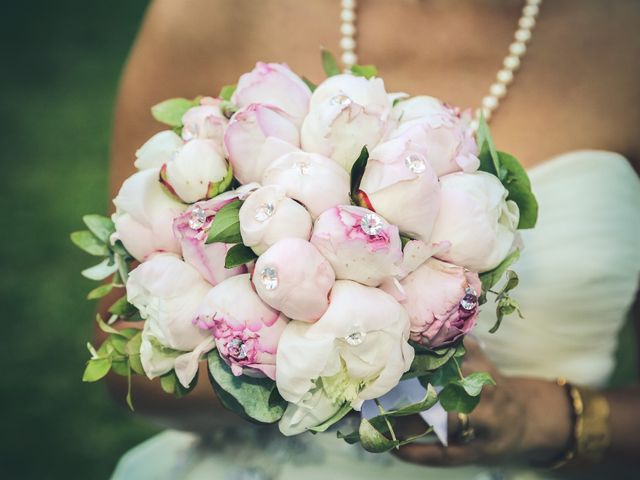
[0,1,637,479]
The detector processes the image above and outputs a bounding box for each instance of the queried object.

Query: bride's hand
[394,340,573,466]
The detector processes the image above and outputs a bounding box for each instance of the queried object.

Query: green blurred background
[0,1,637,479]
[0,1,158,479]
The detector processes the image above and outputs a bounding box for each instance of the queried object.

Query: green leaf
[402,347,457,379]
[110,358,129,376]
[151,97,200,127]
[302,76,317,92]
[350,64,378,79]
[206,200,242,244]
[309,402,353,433]
[496,151,539,229]
[491,295,523,334]
[457,372,496,396]
[81,258,118,281]
[82,358,111,382]
[385,384,439,417]
[207,162,234,198]
[479,249,521,292]
[160,372,177,394]
[438,384,480,413]
[87,283,114,300]
[219,84,237,101]
[419,357,459,388]
[207,350,286,423]
[476,113,501,178]
[82,214,115,243]
[108,295,138,319]
[349,146,369,203]
[126,332,144,375]
[71,230,108,256]
[224,244,257,269]
[321,49,341,77]
[359,418,398,453]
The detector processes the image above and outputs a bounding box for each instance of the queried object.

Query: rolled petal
[232,62,311,126]
[310,205,402,286]
[134,130,184,170]
[224,104,300,184]
[253,238,335,322]
[278,389,343,436]
[239,185,313,255]
[194,274,288,379]
[262,151,351,218]
[429,172,520,272]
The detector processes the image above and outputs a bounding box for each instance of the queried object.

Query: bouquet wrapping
[73,52,537,452]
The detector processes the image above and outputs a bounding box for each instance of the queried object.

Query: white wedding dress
[112,150,640,480]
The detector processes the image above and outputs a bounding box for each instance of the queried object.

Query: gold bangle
[544,377,611,470]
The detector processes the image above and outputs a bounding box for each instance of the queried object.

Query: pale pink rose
[224,104,300,184]
[195,273,288,379]
[239,185,313,255]
[128,253,214,387]
[134,130,184,171]
[399,259,481,347]
[301,74,392,171]
[232,62,311,126]
[261,151,351,218]
[181,100,227,143]
[173,194,248,285]
[430,172,520,272]
[392,95,449,125]
[388,102,479,176]
[253,238,335,322]
[112,168,185,261]
[310,205,402,287]
[276,280,414,424]
[160,139,229,203]
[361,137,441,241]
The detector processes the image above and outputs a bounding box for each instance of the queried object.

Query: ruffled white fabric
[112,151,640,480]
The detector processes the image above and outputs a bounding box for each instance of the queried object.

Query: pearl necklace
[339,0,543,124]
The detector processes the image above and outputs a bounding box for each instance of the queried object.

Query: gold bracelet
[545,377,611,470]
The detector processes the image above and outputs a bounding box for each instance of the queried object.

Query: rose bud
[276,280,414,435]
[253,238,335,322]
[239,185,313,255]
[194,273,288,379]
[430,171,520,272]
[174,194,248,285]
[388,101,479,176]
[310,205,403,287]
[262,150,351,218]
[224,104,300,184]
[391,95,451,125]
[134,130,184,170]
[301,74,392,171]
[160,139,230,204]
[128,253,215,388]
[398,258,481,348]
[361,137,441,241]
[180,100,228,143]
[112,168,185,261]
[232,62,312,126]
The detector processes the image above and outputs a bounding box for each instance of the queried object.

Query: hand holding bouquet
[72,51,537,452]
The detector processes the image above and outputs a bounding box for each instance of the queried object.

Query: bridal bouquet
[73,52,537,452]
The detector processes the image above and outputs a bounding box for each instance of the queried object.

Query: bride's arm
[97,0,240,430]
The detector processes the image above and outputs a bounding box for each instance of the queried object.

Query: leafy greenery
[218,84,237,101]
[350,64,378,79]
[321,49,341,77]
[302,76,317,92]
[207,350,286,424]
[206,199,243,244]
[151,97,201,128]
[349,146,370,206]
[207,162,234,198]
[224,243,257,269]
[479,249,521,294]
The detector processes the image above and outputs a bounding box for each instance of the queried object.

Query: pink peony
[195,274,288,379]
[180,100,228,144]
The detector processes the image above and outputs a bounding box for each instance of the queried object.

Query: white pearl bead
[342,51,358,66]
[341,9,355,22]
[509,41,527,56]
[497,69,514,84]
[341,0,356,9]
[341,22,356,36]
[482,95,499,110]
[515,28,532,43]
[490,82,507,98]
[523,5,539,17]
[503,55,521,70]
[340,36,356,50]
[519,16,536,29]
[527,0,542,6]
